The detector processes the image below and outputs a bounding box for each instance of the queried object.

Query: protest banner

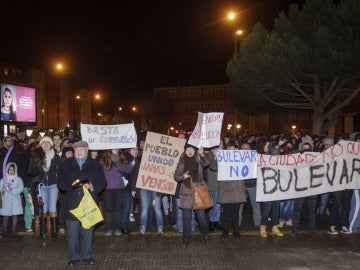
[217,150,257,181]
[136,131,186,195]
[80,123,137,150]
[187,112,224,148]
[256,140,360,202]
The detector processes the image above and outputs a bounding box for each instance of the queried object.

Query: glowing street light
[228,12,235,20]
[132,106,137,112]
[234,29,243,54]
[56,63,63,71]
[75,95,80,100]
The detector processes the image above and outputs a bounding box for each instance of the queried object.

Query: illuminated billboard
[1,83,36,123]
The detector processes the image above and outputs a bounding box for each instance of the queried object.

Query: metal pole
[234,34,237,54]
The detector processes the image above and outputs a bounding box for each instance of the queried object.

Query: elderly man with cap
[58,140,106,267]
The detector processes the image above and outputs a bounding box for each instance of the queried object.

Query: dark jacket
[58,154,106,221]
[174,154,210,209]
[217,180,247,204]
[27,148,61,186]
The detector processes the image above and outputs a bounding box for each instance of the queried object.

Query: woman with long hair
[174,144,211,247]
[27,136,62,239]
[1,87,16,121]
[100,149,134,236]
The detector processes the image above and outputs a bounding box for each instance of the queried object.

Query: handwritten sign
[80,123,137,150]
[136,131,186,195]
[256,140,360,202]
[217,150,257,181]
[187,112,224,148]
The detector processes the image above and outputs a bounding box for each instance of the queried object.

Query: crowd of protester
[0,130,360,264]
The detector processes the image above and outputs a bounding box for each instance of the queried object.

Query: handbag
[70,186,104,229]
[191,178,213,210]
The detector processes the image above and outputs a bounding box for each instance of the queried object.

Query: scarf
[183,155,199,187]
[75,156,88,170]
[43,149,55,172]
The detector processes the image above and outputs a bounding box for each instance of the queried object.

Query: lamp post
[234,29,243,54]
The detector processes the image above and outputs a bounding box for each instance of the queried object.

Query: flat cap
[72,140,88,148]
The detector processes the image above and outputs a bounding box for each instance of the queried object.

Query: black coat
[58,155,106,221]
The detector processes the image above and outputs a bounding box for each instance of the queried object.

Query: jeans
[208,191,221,222]
[260,201,280,225]
[349,190,360,232]
[41,184,58,214]
[66,220,94,261]
[183,208,208,242]
[239,187,261,226]
[139,189,163,227]
[280,200,294,220]
[318,193,331,220]
[175,198,195,233]
[120,191,133,230]
[102,189,124,231]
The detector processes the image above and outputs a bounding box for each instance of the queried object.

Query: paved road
[1,221,360,270]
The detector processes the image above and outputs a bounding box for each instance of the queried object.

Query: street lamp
[234,29,243,54]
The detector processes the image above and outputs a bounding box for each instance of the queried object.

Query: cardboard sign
[136,131,186,195]
[187,112,224,148]
[256,140,360,202]
[217,150,258,181]
[80,123,137,150]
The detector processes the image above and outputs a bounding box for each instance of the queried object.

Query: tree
[226,0,360,135]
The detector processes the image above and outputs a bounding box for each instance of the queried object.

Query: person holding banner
[174,144,211,247]
[291,142,320,236]
[258,141,283,238]
[205,142,224,233]
[217,141,247,239]
[100,149,135,237]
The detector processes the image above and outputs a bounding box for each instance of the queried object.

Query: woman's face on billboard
[3,90,12,108]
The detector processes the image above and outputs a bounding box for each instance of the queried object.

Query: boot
[40,216,46,240]
[34,216,40,237]
[209,222,215,233]
[11,225,17,237]
[46,215,51,236]
[214,222,224,231]
[2,225,8,237]
[50,217,58,238]
[272,225,284,237]
[260,225,267,238]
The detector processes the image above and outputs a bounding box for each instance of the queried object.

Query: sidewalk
[1,211,359,270]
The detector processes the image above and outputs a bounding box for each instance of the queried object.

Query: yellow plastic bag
[70,186,103,229]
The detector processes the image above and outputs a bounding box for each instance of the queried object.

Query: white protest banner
[256,140,360,202]
[136,131,186,195]
[217,150,257,181]
[80,123,137,150]
[187,112,224,148]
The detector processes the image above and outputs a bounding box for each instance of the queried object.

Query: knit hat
[39,136,53,147]
[62,146,74,158]
[184,143,198,151]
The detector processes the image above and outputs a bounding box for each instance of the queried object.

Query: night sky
[1,0,303,112]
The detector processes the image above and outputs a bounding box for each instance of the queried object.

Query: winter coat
[58,154,106,221]
[27,148,61,186]
[217,180,247,204]
[0,163,24,216]
[174,154,210,209]
[100,159,134,190]
[205,151,218,192]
